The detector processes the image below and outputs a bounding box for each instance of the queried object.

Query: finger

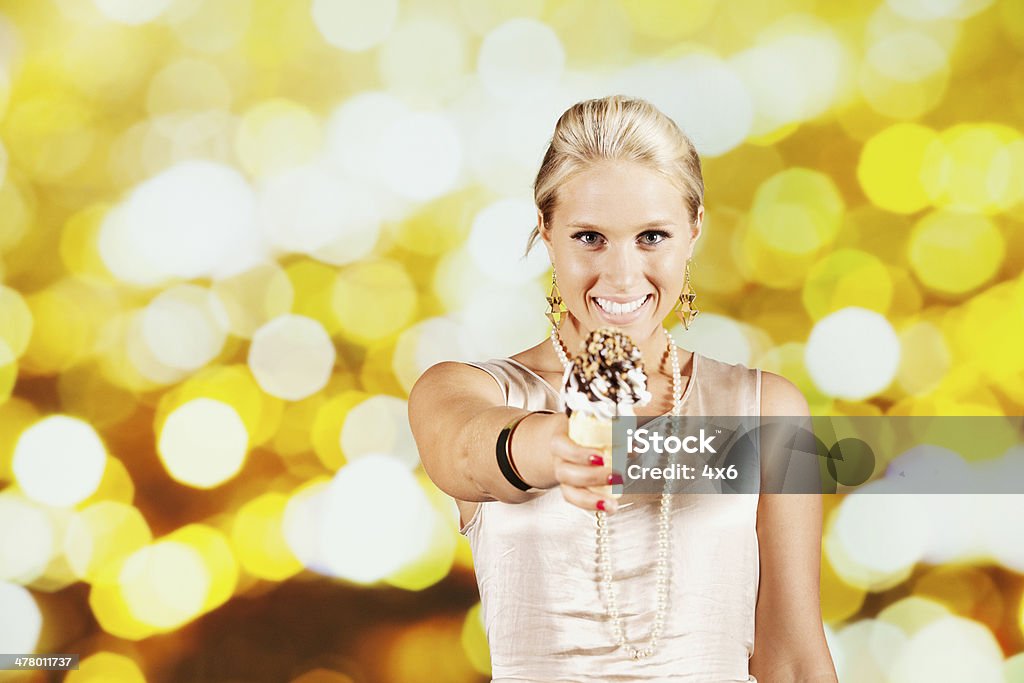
[560,483,619,515]
[554,459,622,489]
[551,431,608,467]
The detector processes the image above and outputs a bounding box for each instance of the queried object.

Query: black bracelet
[496,410,555,491]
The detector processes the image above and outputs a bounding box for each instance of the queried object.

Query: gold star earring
[545,270,568,330]
[673,258,699,330]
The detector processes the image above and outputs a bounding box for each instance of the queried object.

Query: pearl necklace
[550,325,684,660]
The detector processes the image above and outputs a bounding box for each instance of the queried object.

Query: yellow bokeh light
[59,203,116,280]
[340,394,419,469]
[0,338,14,403]
[89,560,159,640]
[0,399,40,483]
[289,259,343,322]
[750,168,845,254]
[273,392,328,459]
[385,506,457,591]
[802,248,893,320]
[885,265,924,320]
[210,262,295,339]
[877,595,950,637]
[393,190,476,258]
[824,493,924,592]
[820,544,866,623]
[1020,591,1024,641]
[460,602,491,675]
[617,0,717,39]
[907,210,1004,297]
[922,123,1024,215]
[914,566,1003,627]
[691,207,748,296]
[0,580,43,654]
[858,123,938,214]
[20,278,119,375]
[386,472,460,590]
[312,0,398,52]
[156,398,250,489]
[164,524,239,612]
[282,476,332,571]
[65,501,152,584]
[951,282,1024,404]
[139,283,230,373]
[0,285,33,360]
[3,89,96,183]
[236,98,322,178]
[156,363,282,452]
[147,57,232,116]
[231,492,304,581]
[1008,652,1024,683]
[332,259,418,345]
[290,668,356,683]
[859,27,950,120]
[65,651,146,683]
[166,0,252,53]
[92,311,170,394]
[13,414,109,507]
[887,615,1004,682]
[321,454,435,583]
[0,174,36,259]
[119,540,211,630]
[0,489,56,584]
[248,314,336,401]
[896,319,950,396]
[91,0,174,26]
[754,342,833,414]
[382,614,481,683]
[737,225,821,290]
[312,390,368,471]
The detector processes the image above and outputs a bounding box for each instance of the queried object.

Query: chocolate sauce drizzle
[563,327,649,417]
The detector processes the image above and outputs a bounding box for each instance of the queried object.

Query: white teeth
[594,295,648,315]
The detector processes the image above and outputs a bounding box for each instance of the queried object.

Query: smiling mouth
[592,294,652,316]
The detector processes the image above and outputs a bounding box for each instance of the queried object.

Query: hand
[548,413,621,515]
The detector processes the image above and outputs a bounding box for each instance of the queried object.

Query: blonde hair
[525,95,705,256]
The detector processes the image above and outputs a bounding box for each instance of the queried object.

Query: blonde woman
[409,96,838,682]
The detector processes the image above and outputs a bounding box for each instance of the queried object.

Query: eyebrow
[566,219,677,230]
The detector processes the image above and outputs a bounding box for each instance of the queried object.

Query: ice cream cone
[568,411,619,499]
[560,327,652,502]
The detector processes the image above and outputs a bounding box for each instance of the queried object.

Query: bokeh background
[1,0,1023,681]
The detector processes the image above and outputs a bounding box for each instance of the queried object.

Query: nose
[603,243,643,291]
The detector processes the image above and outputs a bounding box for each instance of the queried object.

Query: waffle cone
[568,411,620,500]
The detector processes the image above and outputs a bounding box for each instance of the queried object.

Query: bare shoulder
[759,370,811,418]
[408,360,504,414]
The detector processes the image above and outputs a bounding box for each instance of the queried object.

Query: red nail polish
[596,499,606,511]
[589,454,604,466]
[607,473,623,486]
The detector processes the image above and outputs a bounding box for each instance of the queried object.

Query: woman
[409,96,838,682]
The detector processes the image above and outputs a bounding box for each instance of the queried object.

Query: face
[540,160,703,342]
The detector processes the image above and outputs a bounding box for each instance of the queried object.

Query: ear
[683,205,703,260]
[538,209,555,260]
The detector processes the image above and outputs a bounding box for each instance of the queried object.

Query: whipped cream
[561,327,653,419]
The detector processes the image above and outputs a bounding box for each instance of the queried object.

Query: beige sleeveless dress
[457,351,762,683]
